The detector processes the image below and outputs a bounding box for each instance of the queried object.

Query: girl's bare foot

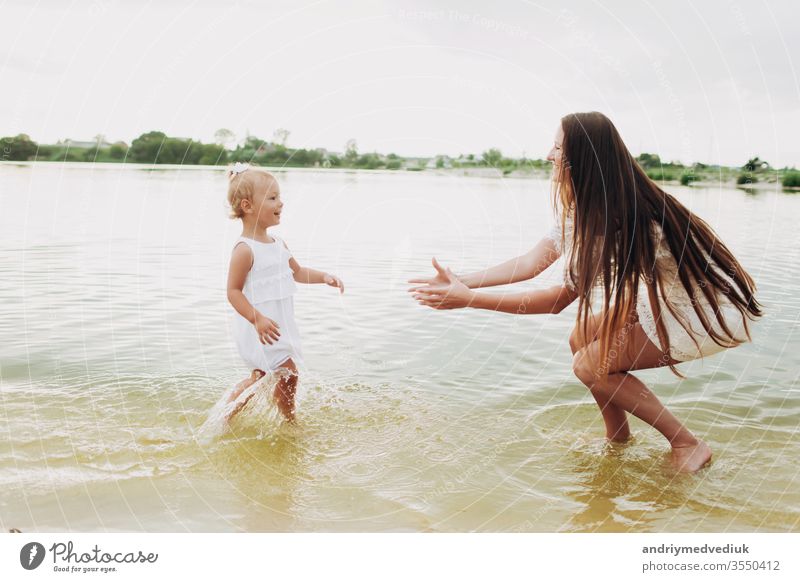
[670,439,712,473]
[225,370,265,423]
[225,393,255,423]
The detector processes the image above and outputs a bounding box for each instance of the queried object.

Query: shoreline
[2,160,797,192]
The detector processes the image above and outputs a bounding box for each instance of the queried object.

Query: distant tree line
[1,131,798,186]
[635,152,799,188]
[0,132,225,165]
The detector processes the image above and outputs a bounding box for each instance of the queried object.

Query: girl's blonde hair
[226,164,275,219]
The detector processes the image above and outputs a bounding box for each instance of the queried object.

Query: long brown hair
[554,111,763,379]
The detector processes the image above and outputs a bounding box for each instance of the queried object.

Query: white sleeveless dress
[231,235,304,372]
[545,209,753,362]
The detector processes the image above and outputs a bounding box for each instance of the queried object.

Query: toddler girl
[224,163,343,422]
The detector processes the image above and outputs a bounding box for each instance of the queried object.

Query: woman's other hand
[408,258,474,309]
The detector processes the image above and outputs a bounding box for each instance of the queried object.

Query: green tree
[109,142,128,160]
[0,134,38,161]
[386,155,402,170]
[737,173,757,185]
[129,131,168,163]
[356,153,383,169]
[481,148,502,167]
[199,143,227,165]
[743,157,769,172]
[83,145,103,161]
[680,172,699,186]
[344,139,358,166]
[782,171,800,188]
[636,153,661,169]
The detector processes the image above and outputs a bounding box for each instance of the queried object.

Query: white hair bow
[230,162,250,175]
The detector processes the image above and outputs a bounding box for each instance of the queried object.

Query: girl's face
[245,177,283,228]
[546,124,565,180]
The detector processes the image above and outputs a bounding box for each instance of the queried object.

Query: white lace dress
[545,210,752,362]
[231,235,304,372]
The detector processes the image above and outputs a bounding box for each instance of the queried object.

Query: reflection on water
[0,163,798,532]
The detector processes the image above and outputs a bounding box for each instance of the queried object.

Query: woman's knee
[572,349,608,388]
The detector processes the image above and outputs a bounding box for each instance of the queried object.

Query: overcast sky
[2,0,798,166]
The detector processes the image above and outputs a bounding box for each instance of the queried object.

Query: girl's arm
[227,244,259,323]
[227,243,281,344]
[288,255,345,293]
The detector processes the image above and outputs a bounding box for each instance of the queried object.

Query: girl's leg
[225,369,265,421]
[571,314,711,473]
[570,312,631,442]
[273,359,298,422]
[227,369,265,402]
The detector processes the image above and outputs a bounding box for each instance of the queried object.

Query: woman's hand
[408,258,474,310]
[408,257,460,288]
[253,313,281,345]
[323,273,345,293]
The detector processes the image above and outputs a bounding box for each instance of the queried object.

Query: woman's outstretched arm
[411,260,579,314]
[457,236,561,288]
[468,284,578,314]
[408,237,560,291]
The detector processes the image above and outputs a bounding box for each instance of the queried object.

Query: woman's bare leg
[273,359,298,422]
[572,319,711,473]
[570,312,631,442]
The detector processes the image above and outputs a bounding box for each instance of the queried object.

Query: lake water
[1,162,798,532]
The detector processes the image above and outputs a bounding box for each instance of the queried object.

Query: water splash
[197,371,290,444]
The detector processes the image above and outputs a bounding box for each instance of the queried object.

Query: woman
[408,112,763,473]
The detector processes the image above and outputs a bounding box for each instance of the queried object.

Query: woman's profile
[409,111,763,473]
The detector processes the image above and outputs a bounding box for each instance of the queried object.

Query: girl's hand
[407,257,460,289]
[324,273,345,294]
[410,259,474,310]
[254,313,281,345]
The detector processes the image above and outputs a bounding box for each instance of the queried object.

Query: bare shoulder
[230,240,254,269]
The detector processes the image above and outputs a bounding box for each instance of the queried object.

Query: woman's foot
[670,439,712,473]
